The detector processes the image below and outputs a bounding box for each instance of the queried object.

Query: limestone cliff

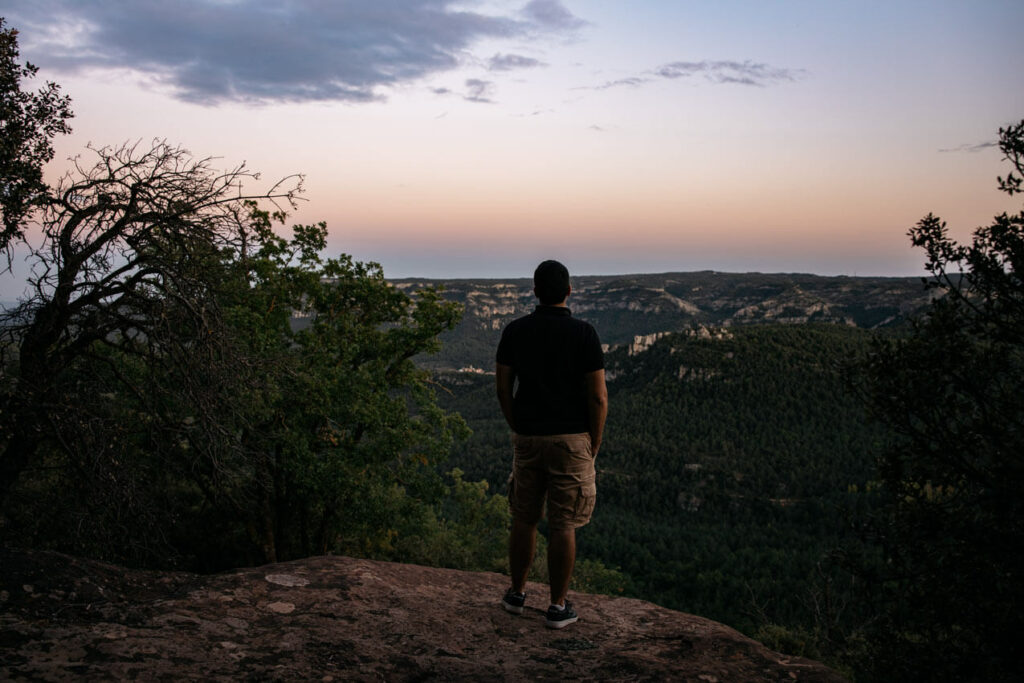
[402,271,931,370]
[0,548,846,681]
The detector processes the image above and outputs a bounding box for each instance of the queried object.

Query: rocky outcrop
[628,332,671,356]
[0,548,846,681]
[404,272,931,370]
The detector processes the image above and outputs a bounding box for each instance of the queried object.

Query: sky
[2,0,1023,296]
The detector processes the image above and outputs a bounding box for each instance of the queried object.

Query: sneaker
[502,588,526,615]
[545,600,579,629]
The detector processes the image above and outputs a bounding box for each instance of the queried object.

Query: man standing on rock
[495,260,608,629]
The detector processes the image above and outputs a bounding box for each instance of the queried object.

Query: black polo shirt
[495,305,604,435]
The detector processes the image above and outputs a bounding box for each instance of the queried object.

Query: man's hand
[495,362,517,432]
[584,369,608,456]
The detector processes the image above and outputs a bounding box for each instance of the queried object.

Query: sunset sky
[2,0,1023,295]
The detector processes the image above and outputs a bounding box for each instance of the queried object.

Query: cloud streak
[938,141,997,153]
[488,53,547,72]
[656,60,802,86]
[5,0,584,105]
[587,76,652,90]
[580,59,803,91]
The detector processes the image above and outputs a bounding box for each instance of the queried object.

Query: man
[495,260,608,629]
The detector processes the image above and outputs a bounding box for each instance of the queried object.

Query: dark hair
[534,260,570,305]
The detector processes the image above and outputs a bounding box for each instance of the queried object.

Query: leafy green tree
[860,121,1024,682]
[0,137,478,570]
[213,207,468,565]
[392,469,510,572]
[0,17,73,257]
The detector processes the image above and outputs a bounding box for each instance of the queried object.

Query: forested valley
[437,323,888,666]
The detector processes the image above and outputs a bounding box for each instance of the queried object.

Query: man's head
[534,260,571,305]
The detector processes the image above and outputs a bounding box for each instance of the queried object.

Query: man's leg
[547,527,576,606]
[509,517,537,593]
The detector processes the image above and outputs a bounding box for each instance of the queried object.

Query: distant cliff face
[399,271,930,370]
[1,548,847,682]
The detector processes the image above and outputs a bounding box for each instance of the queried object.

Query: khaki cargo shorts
[509,433,596,530]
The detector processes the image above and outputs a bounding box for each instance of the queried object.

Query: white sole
[545,616,579,629]
[502,601,524,615]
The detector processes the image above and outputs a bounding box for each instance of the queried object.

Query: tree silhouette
[0,140,301,510]
[0,17,73,258]
[861,120,1024,682]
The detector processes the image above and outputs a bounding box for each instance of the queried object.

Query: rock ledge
[0,548,846,681]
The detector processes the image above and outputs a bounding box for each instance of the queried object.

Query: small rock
[267,601,295,614]
[0,590,8,602]
[265,574,310,587]
[22,585,33,593]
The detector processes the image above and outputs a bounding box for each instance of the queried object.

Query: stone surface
[0,548,847,681]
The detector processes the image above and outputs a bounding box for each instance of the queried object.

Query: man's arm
[584,369,608,456]
[495,362,516,432]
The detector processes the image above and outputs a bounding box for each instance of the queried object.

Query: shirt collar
[535,305,571,317]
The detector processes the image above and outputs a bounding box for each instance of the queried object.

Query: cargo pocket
[573,482,597,525]
[506,471,520,514]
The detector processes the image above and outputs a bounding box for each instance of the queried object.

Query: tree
[860,121,1024,682]
[0,140,302,528]
[211,207,468,565]
[0,137,481,570]
[0,17,73,258]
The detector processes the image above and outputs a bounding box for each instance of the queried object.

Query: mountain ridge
[397,271,930,370]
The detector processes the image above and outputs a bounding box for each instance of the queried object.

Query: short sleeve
[496,324,515,367]
[581,325,604,373]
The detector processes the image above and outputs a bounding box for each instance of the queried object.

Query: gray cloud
[938,141,997,153]
[4,0,585,105]
[579,59,802,92]
[656,60,802,86]
[589,76,652,90]
[464,79,495,103]
[521,0,588,32]
[488,53,547,72]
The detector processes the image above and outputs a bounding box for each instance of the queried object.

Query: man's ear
[566,284,572,299]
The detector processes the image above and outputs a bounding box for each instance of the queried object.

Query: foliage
[858,120,1024,682]
[0,17,73,257]
[391,469,510,572]
[0,140,302,525]
[212,208,469,566]
[0,138,493,572]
